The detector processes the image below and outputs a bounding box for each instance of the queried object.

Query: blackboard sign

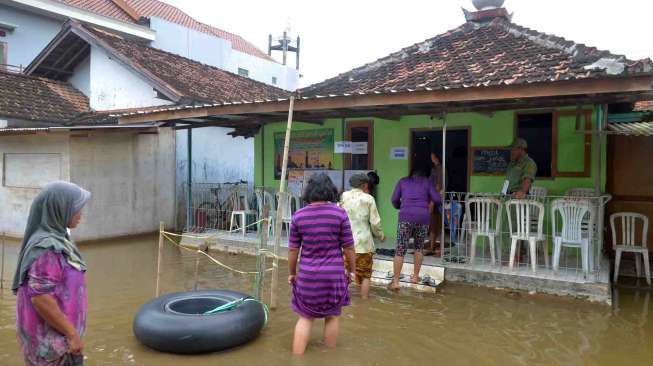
[472,147,510,175]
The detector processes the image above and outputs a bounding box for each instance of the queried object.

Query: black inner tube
[165,296,232,315]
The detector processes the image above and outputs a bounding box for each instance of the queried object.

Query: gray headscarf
[12,181,91,294]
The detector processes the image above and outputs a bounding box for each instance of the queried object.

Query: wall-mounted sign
[274,129,334,179]
[351,142,368,155]
[334,141,352,153]
[390,147,408,160]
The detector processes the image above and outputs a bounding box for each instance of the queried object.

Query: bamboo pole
[270,96,295,309]
[0,232,5,290]
[155,222,165,297]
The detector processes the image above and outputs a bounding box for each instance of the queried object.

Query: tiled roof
[54,0,275,61]
[300,16,653,98]
[85,26,289,103]
[0,71,90,122]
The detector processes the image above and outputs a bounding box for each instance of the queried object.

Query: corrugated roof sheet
[607,121,653,136]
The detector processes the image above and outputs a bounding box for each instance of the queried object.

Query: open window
[345,120,373,170]
[516,112,554,178]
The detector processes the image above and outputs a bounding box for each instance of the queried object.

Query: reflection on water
[1,235,652,365]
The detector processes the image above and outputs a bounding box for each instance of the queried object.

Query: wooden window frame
[514,110,556,180]
[513,109,592,180]
[553,109,592,178]
[345,120,374,170]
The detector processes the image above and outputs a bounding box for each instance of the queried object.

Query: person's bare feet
[389,281,400,290]
[409,274,419,284]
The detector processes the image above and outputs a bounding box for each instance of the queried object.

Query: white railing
[441,191,611,281]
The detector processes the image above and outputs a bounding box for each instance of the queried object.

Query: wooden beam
[35,65,73,75]
[109,0,141,22]
[57,42,90,72]
[119,76,653,124]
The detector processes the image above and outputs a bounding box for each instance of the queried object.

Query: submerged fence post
[254,205,270,301]
[193,241,209,291]
[155,222,165,297]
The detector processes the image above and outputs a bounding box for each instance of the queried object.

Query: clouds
[164,0,653,87]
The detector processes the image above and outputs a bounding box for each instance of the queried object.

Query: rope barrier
[159,230,277,276]
[156,221,283,316]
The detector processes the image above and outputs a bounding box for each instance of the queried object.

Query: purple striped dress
[289,203,354,319]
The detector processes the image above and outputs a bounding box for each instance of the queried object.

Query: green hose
[203,297,269,327]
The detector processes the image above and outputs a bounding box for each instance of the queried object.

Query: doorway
[411,129,469,193]
[606,135,653,252]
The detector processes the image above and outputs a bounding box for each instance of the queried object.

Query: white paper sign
[334,141,352,153]
[351,142,368,155]
[390,147,408,160]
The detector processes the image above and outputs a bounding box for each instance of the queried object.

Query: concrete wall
[72,47,174,111]
[0,129,175,241]
[0,133,71,237]
[69,128,176,241]
[0,5,63,68]
[149,17,299,91]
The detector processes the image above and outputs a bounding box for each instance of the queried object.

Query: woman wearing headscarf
[12,181,91,366]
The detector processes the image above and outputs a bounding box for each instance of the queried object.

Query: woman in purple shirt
[390,160,440,290]
[288,173,356,355]
[12,181,91,365]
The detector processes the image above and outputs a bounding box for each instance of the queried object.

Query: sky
[164,0,653,88]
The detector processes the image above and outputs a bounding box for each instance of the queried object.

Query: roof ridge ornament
[472,0,505,11]
[464,0,512,23]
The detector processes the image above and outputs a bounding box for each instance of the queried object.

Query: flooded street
[1,235,652,365]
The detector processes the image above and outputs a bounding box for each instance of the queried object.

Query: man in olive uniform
[504,138,537,199]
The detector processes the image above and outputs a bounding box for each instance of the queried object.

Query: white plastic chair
[611,212,650,285]
[506,199,547,272]
[529,186,548,199]
[282,194,302,234]
[551,198,592,275]
[466,197,503,265]
[229,189,256,236]
[565,188,598,198]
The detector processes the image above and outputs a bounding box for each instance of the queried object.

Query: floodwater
[1,235,652,366]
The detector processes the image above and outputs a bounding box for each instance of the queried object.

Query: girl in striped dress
[288,173,356,355]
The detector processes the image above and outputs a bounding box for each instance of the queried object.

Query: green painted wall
[254,106,606,241]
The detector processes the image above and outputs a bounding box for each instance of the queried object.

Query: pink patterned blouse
[16,250,87,365]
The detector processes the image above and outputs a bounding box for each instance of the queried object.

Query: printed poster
[274,129,334,179]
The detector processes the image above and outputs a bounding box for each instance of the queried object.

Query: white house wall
[175,128,254,225]
[68,54,90,97]
[0,5,63,68]
[83,46,174,111]
[226,50,299,91]
[148,17,298,91]
[149,17,230,70]
[175,128,254,184]
[69,129,176,241]
[0,133,71,237]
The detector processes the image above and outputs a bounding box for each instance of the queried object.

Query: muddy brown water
[0,235,652,365]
